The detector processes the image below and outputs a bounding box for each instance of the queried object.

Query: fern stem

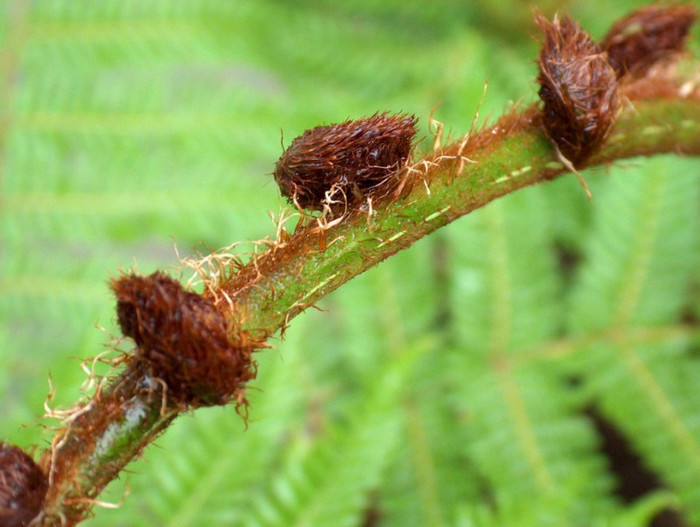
[35,94,700,526]
[37,364,178,526]
[219,97,700,341]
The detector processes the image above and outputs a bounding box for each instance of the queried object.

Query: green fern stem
[220,97,700,341]
[36,95,700,526]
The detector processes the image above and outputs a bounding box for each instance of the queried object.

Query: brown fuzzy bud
[274,112,417,212]
[601,4,697,78]
[112,272,256,407]
[536,14,620,166]
[0,443,47,527]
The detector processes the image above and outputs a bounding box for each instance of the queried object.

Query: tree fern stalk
[219,98,700,340]
[35,92,700,526]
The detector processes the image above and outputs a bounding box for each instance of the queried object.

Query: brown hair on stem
[274,112,417,213]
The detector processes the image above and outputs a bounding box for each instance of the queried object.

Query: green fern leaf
[239,348,422,527]
[447,187,616,521]
[567,157,700,522]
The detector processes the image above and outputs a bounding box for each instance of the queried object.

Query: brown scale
[536,13,620,167]
[0,442,47,527]
[112,272,257,408]
[601,4,697,79]
[274,112,417,212]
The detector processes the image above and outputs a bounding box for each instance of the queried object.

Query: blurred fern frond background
[1,1,699,525]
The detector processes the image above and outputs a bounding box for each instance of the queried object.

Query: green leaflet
[446,187,616,523]
[567,157,700,523]
[455,490,678,527]
[379,349,484,527]
[238,343,423,527]
[448,188,562,358]
[568,158,699,330]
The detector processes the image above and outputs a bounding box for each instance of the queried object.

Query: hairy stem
[220,97,700,339]
[37,365,178,526]
[36,94,700,525]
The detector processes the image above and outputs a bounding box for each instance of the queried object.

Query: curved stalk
[34,93,700,525]
[220,98,700,339]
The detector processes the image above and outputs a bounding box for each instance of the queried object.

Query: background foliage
[1,0,699,525]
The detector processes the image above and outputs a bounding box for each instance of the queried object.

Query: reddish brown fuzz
[274,112,417,212]
[536,13,620,167]
[602,4,697,78]
[0,443,47,527]
[112,272,257,408]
